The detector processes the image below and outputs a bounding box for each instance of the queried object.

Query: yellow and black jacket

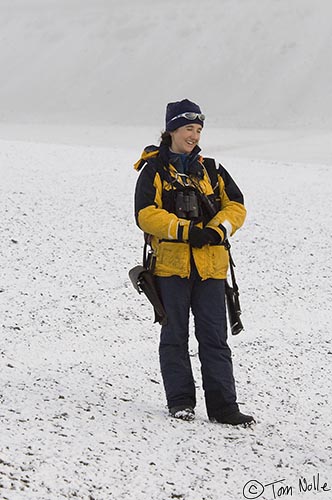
[134,144,246,280]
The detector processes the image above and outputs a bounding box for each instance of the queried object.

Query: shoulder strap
[203,157,219,194]
[143,153,171,183]
[224,241,238,292]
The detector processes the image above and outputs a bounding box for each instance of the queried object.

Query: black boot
[205,390,238,420]
[209,410,255,426]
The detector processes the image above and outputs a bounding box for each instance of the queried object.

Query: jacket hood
[134,145,159,172]
[134,144,202,173]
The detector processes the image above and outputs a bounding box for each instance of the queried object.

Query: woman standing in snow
[134,99,254,425]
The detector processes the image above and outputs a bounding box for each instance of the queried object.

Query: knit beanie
[165,99,205,132]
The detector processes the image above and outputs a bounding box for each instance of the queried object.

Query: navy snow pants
[156,270,239,418]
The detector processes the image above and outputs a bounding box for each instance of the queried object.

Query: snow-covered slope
[0,139,331,499]
[1,0,332,128]
[1,1,332,498]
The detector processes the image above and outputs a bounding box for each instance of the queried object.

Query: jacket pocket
[155,241,190,277]
[194,245,229,279]
[209,245,229,277]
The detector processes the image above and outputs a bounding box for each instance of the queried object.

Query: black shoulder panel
[203,157,218,192]
[217,163,244,204]
[134,159,159,224]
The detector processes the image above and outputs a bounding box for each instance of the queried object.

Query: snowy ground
[0,131,331,500]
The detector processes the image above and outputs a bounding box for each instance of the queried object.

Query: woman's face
[170,123,202,154]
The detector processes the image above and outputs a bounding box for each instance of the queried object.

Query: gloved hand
[189,226,221,248]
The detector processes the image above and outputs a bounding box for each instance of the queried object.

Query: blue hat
[165,99,205,132]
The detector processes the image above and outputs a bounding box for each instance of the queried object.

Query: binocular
[175,190,199,220]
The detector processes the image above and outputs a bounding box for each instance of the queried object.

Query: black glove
[189,226,221,248]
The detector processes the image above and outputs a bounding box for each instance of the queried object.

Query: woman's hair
[160,130,172,147]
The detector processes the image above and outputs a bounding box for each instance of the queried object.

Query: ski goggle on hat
[168,112,206,123]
